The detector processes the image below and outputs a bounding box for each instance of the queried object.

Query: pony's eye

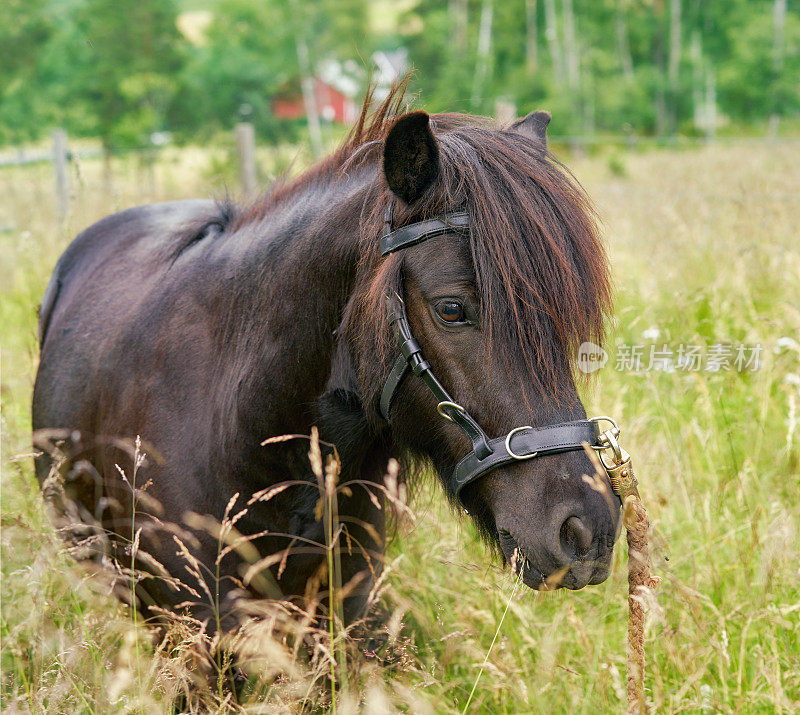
[435,300,466,324]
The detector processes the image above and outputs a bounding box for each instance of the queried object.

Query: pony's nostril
[560,516,593,560]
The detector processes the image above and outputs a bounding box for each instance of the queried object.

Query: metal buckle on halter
[437,401,466,422]
[504,425,538,460]
[590,416,638,499]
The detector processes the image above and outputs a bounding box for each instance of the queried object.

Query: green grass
[2,141,799,712]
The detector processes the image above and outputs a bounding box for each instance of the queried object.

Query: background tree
[0,0,55,144]
[67,0,185,154]
[1,0,798,147]
[175,0,370,144]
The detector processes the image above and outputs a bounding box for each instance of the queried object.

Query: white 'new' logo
[577,342,608,374]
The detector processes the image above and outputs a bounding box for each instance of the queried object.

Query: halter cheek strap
[378,198,606,502]
[379,294,493,461]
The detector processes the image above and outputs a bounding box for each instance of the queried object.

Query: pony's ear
[509,110,551,148]
[383,111,440,205]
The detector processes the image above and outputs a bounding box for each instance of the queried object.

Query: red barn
[272,78,358,124]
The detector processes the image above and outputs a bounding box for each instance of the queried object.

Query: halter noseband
[378,199,627,503]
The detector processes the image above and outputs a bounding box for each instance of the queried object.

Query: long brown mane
[239,80,612,400]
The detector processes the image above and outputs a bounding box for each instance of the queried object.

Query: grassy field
[2,138,799,713]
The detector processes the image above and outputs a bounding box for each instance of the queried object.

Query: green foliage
[70,0,186,150]
[2,0,798,148]
[0,0,56,143]
[173,0,298,142]
[0,0,186,150]
[173,0,370,141]
[401,0,800,135]
[719,10,800,118]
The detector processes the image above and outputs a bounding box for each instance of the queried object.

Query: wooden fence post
[235,122,257,197]
[53,129,69,221]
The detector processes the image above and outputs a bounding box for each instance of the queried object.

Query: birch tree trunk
[583,55,595,136]
[471,0,494,109]
[289,0,322,158]
[690,30,704,131]
[773,0,786,71]
[668,0,681,82]
[543,0,564,83]
[562,0,583,149]
[296,34,323,158]
[771,0,787,135]
[668,0,682,133]
[562,0,579,90]
[653,0,668,135]
[704,66,716,142]
[450,0,468,56]
[616,0,634,80]
[526,0,538,74]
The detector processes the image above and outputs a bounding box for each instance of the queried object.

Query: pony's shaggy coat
[33,81,617,628]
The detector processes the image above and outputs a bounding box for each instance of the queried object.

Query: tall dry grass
[2,139,799,712]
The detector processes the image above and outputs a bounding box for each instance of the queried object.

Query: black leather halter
[379,199,602,502]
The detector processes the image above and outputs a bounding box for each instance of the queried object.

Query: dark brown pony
[32,84,618,632]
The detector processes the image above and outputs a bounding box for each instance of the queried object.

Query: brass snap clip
[590,416,639,500]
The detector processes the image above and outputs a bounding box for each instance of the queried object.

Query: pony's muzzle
[498,499,618,590]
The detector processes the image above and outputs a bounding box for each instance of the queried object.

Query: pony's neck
[216,164,381,455]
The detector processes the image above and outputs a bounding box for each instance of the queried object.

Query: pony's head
[349,102,619,590]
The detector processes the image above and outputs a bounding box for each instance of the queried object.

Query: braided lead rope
[623,488,660,714]
[590,425,660,715]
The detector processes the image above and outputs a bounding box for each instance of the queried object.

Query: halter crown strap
[381,200,469,256]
